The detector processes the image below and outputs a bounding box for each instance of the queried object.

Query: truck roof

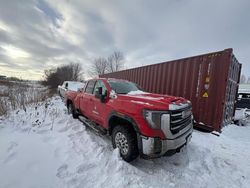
[88,78,130,82]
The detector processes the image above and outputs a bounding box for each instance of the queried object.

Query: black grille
[170,106,192,134]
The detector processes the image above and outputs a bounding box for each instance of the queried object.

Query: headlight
[143,110,162,129]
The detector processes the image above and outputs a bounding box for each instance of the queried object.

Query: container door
[222,55,241,127]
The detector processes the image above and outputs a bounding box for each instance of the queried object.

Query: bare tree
[90,57,108,76]
[43,63,83,89]
[89,51,125,77]
[107,51,124,73]
[240,74,246,84]
[71,63,82,80]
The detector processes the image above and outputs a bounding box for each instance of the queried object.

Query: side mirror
[109,90,117,99]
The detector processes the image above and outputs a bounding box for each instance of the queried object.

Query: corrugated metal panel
[100,49,241,132]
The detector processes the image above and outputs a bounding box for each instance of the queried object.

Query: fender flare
[107,111,140,134]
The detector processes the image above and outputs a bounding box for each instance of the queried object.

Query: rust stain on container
[100,49,241,132]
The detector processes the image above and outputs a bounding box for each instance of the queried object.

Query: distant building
[239,84,250,94]
[0,75,7,80]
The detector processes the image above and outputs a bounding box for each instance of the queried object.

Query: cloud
[1,44,31,59]
[0,0,249,80]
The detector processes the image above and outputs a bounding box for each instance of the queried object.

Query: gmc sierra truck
[65,78,193,162]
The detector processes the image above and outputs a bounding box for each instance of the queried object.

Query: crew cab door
[92,80,109,126]
[79,80,96,118]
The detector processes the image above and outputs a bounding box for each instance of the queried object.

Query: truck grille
[170,106,192,134]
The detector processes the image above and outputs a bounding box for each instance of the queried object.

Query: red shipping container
[100,49,241,132]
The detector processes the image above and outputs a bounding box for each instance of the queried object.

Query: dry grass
[0,81,53,116]
[0,98,8,116]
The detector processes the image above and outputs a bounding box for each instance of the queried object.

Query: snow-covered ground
[0,96,250,188]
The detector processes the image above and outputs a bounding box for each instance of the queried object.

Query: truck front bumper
[139,126,193,159]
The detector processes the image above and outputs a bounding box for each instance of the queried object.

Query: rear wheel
[112,125,139,162]
[68,103,78,119]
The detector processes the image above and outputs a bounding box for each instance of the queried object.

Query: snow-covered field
[0,96,250,188]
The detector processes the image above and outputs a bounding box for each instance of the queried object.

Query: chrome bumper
[140,123,193,158]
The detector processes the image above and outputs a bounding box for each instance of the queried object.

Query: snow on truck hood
[119,91,187,109]
[127,90,165,100]
[127,90,149,95]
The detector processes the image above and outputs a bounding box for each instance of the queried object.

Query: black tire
[112,125,139,162]
[68,103,78,119]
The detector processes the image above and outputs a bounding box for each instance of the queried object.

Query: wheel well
[108,116,138,136]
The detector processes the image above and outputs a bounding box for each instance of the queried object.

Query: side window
[85,80,96,94]
[93,80,107,95]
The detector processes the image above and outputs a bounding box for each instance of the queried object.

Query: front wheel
[112,126,139,162]
[68,103,78,119]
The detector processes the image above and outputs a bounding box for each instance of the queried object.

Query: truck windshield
[108,80,141,94]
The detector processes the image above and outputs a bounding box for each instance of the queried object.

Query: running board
[78,115,107,135]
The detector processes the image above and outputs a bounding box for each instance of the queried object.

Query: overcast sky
[0,0,249,80]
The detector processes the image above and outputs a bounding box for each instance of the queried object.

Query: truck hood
[117,92,188,110]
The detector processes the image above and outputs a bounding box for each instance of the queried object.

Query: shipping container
[100,48,241,132]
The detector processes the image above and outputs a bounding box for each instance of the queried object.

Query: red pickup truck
[65,78,193,162]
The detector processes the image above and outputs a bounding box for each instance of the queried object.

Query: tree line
[42,51,124,89]
[42,63,83,89]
